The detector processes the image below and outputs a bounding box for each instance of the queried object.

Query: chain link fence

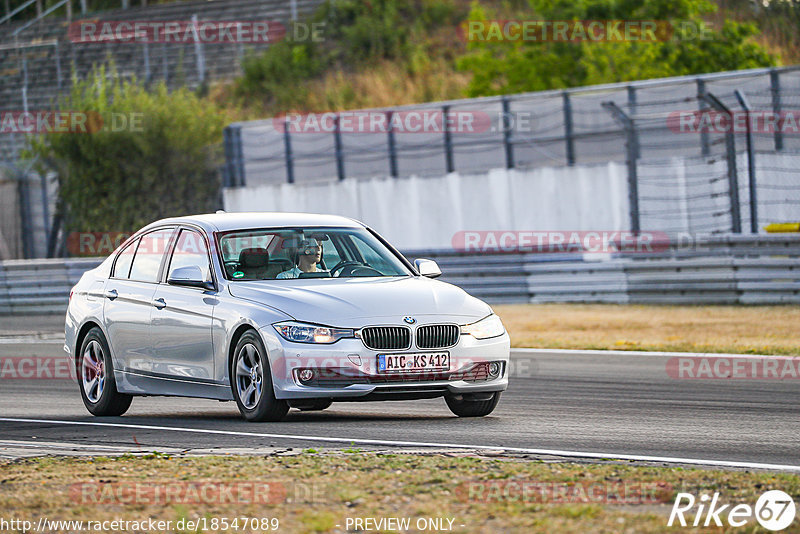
[226,66,800,236]
[0,0,323,258]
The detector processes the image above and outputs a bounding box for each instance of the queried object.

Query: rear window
[111,239,137,279]
[128,228,176,283]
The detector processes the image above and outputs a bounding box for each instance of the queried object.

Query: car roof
[145,212,364,233]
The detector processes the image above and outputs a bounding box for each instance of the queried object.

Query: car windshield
[218,227,411,280]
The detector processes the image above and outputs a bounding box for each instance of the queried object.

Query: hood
[228,276,491,328]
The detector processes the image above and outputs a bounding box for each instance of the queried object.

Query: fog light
[488,362,501,377]
[298,369,315,383]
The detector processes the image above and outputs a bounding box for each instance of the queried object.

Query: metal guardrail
[415,234,800,304]
[1,234,798,314]
[0,257,101,314]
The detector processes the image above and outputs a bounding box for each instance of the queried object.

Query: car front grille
[296,363,493,387]
[416,324,460,349]
[360,326,411,350]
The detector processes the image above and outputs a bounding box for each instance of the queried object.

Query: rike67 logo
[668,490,796,531]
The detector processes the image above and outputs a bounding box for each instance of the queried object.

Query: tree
[457,0,777,96]
[26,65,226,234]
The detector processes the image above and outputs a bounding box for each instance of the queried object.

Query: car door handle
[152,297,166,309]
[104,289,118,300]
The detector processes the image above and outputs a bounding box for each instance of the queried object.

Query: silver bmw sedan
[65,213,510,421]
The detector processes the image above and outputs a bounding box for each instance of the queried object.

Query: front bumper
[259,326,510,400]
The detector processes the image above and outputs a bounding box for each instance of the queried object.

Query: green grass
[496,303,800,355]
[1,453,798,533]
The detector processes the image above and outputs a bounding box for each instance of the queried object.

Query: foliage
[237,39,322,110]
[25,66,225,233]
[718,0,800,62]
[456,0,777,96]
[234,0,462,110]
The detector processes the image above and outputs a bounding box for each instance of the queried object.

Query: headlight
[461,314,505,340]
[273,321,354,344]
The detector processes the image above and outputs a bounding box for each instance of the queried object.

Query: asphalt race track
[0,322,798,470]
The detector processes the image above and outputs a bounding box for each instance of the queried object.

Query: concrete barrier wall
[224,152,800,249]
[223,163,631,250]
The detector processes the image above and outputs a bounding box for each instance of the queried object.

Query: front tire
[231,330,289,422]
[445,392,501,417]
[78,327,132,416]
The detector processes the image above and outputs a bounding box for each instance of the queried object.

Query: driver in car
[276,238,329,279]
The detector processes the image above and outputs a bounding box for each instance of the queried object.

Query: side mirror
[168,265,214,290]
[414,258,442,278]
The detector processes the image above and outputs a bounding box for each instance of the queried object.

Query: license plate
[377,352,450,373]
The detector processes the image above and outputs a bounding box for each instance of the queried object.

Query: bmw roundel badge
[403,316,416,325]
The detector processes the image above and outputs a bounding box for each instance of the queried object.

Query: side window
[112,239,138,279]
[168,229,211,281]
[129,228,176,283]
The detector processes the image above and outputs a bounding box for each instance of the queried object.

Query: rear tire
[78,327,132,416]
[445,392,501,417]
[231,330,289,422]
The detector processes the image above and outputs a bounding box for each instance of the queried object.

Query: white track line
[511,348,797,360]
[0,439,141,451]
[0,336,64,344]
[1,417,797,472]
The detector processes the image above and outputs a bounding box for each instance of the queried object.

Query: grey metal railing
[2,234,798,314]
[226,66,800,187]
[225,65,800,237]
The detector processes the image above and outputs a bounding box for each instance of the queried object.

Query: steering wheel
[349,266,382,277]
[330,260,361,277]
